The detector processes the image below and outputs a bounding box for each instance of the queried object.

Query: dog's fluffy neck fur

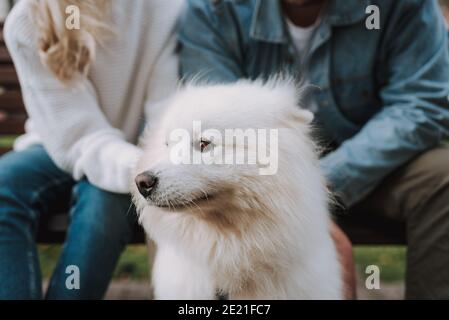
[136,127,341,299]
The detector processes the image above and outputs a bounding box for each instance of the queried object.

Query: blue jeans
[0,145,135,299]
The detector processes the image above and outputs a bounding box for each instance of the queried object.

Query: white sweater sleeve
[4,9,142,194]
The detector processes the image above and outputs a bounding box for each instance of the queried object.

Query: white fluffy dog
[131,79,342,299]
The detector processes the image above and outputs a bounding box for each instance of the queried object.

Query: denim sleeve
[321,0,449,207]
[178,0,243,82]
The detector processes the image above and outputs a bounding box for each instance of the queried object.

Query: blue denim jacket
[178,0,449,206]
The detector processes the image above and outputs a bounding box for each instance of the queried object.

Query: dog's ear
[290,108,314,125]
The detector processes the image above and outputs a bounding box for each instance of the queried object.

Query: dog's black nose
[135,171,158,198]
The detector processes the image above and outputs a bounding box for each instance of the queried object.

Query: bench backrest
[0,23,26,155]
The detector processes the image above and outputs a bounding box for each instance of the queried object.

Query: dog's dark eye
[200,139,211,152]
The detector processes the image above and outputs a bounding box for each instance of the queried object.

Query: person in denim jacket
[179,0,449,298]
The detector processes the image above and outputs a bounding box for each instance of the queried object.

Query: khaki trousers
[349,147,449,299]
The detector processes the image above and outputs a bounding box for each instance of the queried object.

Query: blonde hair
[31,0,113,83]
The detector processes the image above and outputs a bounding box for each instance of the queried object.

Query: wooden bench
[0,24,406,246]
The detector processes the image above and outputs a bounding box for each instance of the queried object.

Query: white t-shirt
[286,19,319,113]
[286,19,317,61]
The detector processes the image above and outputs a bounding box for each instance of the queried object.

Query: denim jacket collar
[249,0,369,44]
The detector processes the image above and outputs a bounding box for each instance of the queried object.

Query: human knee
[71,180,135,238]
[412,148,449,186]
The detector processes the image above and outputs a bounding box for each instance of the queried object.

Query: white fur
[132,78,342,299]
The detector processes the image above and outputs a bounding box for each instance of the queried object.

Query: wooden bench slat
[0,65,19,87]
[0,146,12,155]
[0,46,12,64]
[0,113,26,134]
[0,89,25,111]
[0,24,4,44]
[338,213,406,245]
[0,91,25,111]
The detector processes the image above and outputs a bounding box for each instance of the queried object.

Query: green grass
[354,246,406,283]
[38,245,150,281]
[38,245,62,279]
[38,245,405,283]
[0,135,16,148]
[113,245,150,280]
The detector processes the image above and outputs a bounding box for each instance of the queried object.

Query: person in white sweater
[0,0,183,299]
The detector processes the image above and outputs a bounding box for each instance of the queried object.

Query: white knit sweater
[4,0,183,193]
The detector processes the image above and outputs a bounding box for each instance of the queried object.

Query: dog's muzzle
[135,171,158,198]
